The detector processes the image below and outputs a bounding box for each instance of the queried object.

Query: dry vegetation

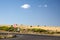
[0,24,60,35]
[19,25,60,32]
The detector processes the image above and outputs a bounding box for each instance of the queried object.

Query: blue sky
[0,0,60,26]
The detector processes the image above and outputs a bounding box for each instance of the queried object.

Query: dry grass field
[19,25,60,32]
[0,24,60,32]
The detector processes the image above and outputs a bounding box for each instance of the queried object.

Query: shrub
[0,26,9,31]
[31,28,47,32]
[27,29,31,31]
[56,32,60,34]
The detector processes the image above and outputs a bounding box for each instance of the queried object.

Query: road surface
[0,34,60,40]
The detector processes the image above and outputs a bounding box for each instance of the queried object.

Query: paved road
[0,34,60,40]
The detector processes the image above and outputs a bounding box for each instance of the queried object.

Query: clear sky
[0,0,60,26]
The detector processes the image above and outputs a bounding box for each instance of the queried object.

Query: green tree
[8,25,14,31]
